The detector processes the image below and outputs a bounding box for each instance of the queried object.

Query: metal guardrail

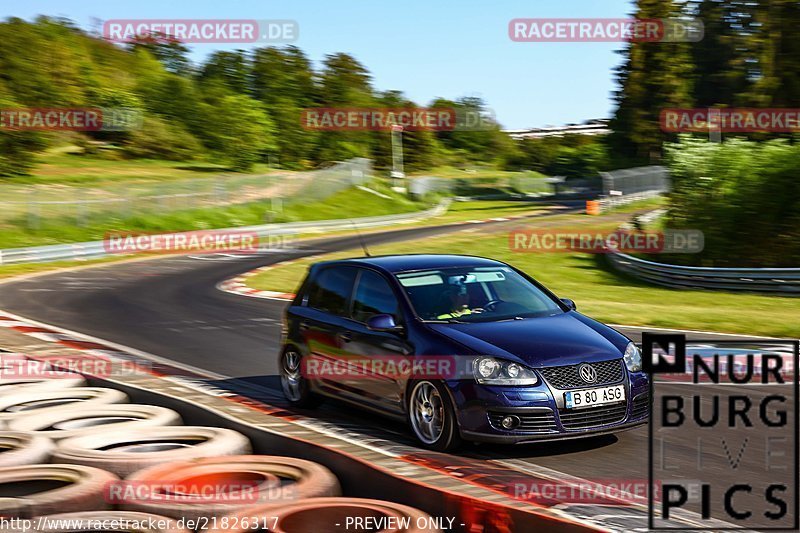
[607,242,800,294]
[0,200,451,266]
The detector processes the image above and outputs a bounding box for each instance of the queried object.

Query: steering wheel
[476,299,503,312]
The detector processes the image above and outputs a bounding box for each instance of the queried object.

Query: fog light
[500,415,520,430]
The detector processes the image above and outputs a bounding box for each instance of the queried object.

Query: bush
[550,143,610,179]
[123,115,202,161]
[0,94,46,176]
[666,137,800,267]
[0,130,45,176]
[503,135,611,178]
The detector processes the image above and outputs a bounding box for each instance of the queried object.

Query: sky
[8,0,635,129]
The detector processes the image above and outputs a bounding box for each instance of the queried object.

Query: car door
[344,268,413,416]
[299,266,359,399]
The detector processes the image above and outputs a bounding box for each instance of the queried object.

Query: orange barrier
[586,200,601,215]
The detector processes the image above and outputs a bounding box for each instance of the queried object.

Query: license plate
[564,385,626,409]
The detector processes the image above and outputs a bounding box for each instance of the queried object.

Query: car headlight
[473,357,539,386]
[624,342,642,372]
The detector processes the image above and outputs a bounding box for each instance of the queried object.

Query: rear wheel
[280,347,322,408]
[407,380,461,452]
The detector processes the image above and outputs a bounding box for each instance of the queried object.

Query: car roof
[314,254,507,274]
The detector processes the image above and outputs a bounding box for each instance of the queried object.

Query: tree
[431,96,511,164]
[747,0,800,107]
[0,86,45,176]
[610,0,694,161]
[312,53,376,164]
[251,47,318,167]
[129,33,191,75]
[319,53,373,106]
[689,0,760,107]
[251,46,316,107]
[198,50,249,95]
[371,90,439,172]
[204,94,276,171]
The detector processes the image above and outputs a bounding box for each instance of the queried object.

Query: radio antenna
[350,220,371,257]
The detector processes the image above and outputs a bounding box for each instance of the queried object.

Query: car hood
[427,311,628,368]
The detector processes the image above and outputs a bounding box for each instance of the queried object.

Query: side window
[352,269,399,323]
[307,267,357,316]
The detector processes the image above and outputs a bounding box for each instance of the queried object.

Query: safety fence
[599,166,669,208]
[409,174,552,198]
[0,159,371,228]
[0,199,450,265]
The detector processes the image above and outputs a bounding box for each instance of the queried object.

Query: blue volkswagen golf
[279,254,649,451]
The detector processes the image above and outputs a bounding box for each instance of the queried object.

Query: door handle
[339,331,353,343]
[298,322,310,331]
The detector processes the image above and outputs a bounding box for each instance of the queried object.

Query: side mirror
[560,298,577,311]
[367,314,403,333]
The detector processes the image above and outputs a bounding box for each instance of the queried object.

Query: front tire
[407,380,461,452]
[280,347,322,408]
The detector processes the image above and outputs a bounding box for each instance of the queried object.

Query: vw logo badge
[578,364,598,384]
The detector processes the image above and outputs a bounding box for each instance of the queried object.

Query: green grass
[410,165,546,180]
[0,182,430,249]
[431,199,544,222]
[247,210,798,338]
[6,150,279,186]
[601,197,665,214]
[273,181,425,223]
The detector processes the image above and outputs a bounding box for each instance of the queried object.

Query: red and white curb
[0,315,142,362]
[216,257,319,302]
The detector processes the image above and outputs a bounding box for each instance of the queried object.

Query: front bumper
[461,417,647,444]
[447,370,650,445]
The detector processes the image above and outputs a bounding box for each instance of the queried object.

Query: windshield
[395,266,563,322]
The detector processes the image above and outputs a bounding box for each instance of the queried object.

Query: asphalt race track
[0,210,795,530]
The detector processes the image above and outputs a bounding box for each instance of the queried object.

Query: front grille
[539,359,624,389]
[631,393,650,419]
[558,402,627,430]
[489,410,558,433]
